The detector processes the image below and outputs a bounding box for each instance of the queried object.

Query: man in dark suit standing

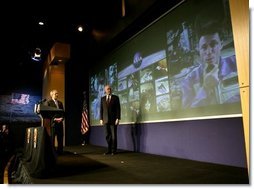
[47,89,64,155]
[100,85,121,155]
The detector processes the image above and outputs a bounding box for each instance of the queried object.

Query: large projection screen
[89,0,242,125]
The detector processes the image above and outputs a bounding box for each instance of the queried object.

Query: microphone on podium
[38,98,47,104]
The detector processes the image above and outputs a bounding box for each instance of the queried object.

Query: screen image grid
[89,0,241,125]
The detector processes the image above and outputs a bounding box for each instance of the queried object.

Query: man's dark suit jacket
[100,95,121,125]
[46,99,64,126]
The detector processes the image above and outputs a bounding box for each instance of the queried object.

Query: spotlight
[31,48,42,62]
[77,25,83,32]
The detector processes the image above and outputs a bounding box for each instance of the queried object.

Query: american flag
[81,92,89,134]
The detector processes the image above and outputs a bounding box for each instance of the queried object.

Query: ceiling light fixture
[77,26,83,32]
[31,48,42,62]
[38,21,44,26]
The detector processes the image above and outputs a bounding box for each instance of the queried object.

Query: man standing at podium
[47,89,64,155]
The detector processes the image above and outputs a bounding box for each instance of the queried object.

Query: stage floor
[15,144,249,184]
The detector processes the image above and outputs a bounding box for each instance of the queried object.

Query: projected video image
[169,78,183,110]
[90,64,119,123]
[127,73,139,90]
[155,77,169,96]
[140,68,153,84]
[90,73,105,120]
[129,101,140,122]
[128,87,140,102]
[105,63,118,92]
[166,23,194,76]
[89,0,241,125]
[156,94,171,112]
[118,78,127,92]
[0,93,41,123]
[154,59,168,79]
[140,82,156,114]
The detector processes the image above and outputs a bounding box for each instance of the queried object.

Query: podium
[11,104,65,179]
[22,126,56,178]
[34,103,64,136]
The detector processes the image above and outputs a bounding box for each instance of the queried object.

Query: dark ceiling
[1,0,182,93]
[4,0,158,63]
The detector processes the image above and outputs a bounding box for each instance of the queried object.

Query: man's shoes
[103,151,111,155]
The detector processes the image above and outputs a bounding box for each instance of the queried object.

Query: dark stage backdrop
[89,0,241,125]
